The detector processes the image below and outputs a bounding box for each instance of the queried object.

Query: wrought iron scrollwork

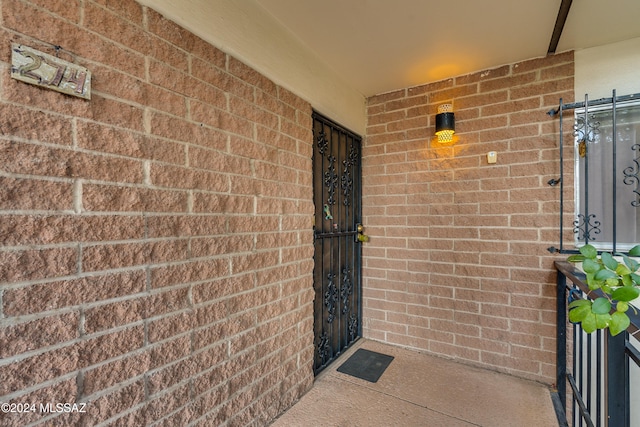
[340,267,352,314]
[324,155,338,206]
[341,143,358,206]
[573,111,602,243]
[573,213,601,242]
[573,113,600,148]
[324,272,338,323]
[623,143,640,207]
[317,331,330,365]
[316,130,328,155]
[317,129,343,206]
[348,313,358,342]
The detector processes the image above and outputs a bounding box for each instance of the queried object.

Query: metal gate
[547,90,640,254]
[312,111,363,375]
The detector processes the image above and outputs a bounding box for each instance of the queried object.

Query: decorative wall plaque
[11,44,91,100]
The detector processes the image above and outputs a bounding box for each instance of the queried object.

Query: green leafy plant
[567,244,640,335]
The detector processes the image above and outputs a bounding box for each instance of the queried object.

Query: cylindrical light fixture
[435,104,455,143]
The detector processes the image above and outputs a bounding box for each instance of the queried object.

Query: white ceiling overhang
[255,0,640,96]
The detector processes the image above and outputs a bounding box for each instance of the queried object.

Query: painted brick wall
[0,1,315,425]
[362,52,575,383]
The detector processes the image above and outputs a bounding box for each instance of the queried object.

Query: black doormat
[336,348,394,383]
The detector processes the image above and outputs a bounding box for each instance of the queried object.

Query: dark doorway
[312,111,363,375]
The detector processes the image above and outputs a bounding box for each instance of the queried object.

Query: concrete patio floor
[271,339,560,427]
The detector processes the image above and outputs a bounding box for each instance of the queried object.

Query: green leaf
[595,313,611,329]
[592,297,612,314]
[616,263,631,276]
[586,277,604,291]
[569,310,587,324]
[619,254,639,272]
[609,312,631,336]
[569,299,590,309]
[579,244,598,259]
[601,252,618,271]
[595,269,617,281]
[611,286,640,302]
[567,254,586,263]
[606,277,620,288]
[631,273,640,285]
[629,245,640,257]
[569,301,591,323]
[581,312,597,333]
[622,274,633,287]
[582,258,601,274]
[616,301,629,313]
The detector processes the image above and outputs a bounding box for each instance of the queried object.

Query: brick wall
[363,52,574,383]
[0,1,315,425]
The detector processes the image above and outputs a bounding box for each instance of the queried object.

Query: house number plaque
[11,44,91,100]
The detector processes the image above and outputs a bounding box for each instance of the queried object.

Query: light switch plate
[487,151,497,164]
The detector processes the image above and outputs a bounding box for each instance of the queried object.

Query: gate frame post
[557,268,567,410]
[605,330,629,426]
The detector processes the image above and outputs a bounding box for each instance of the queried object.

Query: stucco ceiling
[254,0,640,96]
[143,0,640,98]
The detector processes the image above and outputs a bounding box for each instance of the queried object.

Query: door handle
[355,224,369,243]
[357,234,369,242]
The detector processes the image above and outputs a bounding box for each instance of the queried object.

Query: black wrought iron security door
[312,111,363,375]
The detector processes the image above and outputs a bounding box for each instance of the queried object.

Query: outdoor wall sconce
[435,104,455,143]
